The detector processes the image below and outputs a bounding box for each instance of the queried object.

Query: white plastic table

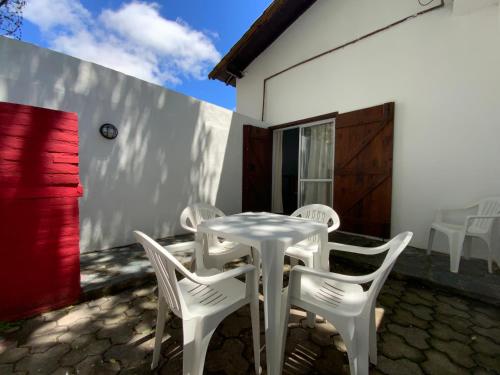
[197,212,328,375]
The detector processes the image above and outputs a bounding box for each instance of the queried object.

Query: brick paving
[1,275,500,374]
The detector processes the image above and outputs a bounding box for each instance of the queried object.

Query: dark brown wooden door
[334,102,394,238]
[242,125,272,212]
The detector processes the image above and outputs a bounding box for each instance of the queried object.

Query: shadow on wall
[0,38,261,252]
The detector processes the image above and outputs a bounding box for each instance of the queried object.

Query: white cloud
[23,0,221,85]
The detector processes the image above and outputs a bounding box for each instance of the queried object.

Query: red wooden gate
[0,102,82,321]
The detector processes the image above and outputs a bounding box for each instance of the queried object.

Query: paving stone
[472,367,498,375]
[21,332,61,353]
[435,302,471,319]
[68,318,101,335]
[472,353,500,373]
[378,293,400,308]
[314,348,347,375]
[29,321,67,337]
[56,305,100,326]
[205,338,249,375]
[429,321,470,344]
[421,350,470,375]
[104,343,148,368]
[74,355,120,375]
[380,332,425,362]
[410,287,436,303]
[387,323,430,350]
[400,302,434,321]
[434,313,473,335]
[0,346,29,364]
[220,315,251,337]
[401,290,435,307]
[58,332,94,349]
[471,311,500,329]
[97,323,136,344]
[376,355,424,375]
[391,308,429,330]
[473,305,500,321]
[471,335,500,357]
[472,326,500,345]
[15,344,70,373]
[436,295,470,311]
[430,338,475,368]
[0,364,15,375]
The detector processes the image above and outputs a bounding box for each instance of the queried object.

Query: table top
[197,212,327,249]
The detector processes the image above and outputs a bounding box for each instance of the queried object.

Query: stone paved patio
[1,269,500,374]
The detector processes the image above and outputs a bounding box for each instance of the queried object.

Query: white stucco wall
[236,0,500,259]
[0,37,265,252]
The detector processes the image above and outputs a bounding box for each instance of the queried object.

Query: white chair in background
[134,231,260,374]
[282,232,413,375]
[180,203,253,272]
[286,204,340,268]
[427,197,500,273]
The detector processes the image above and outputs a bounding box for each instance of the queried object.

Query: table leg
[260,243,285,375]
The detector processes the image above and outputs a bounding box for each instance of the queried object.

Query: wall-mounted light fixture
[99,123,118,140]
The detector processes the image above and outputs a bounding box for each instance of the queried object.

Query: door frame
[273,118,336,210]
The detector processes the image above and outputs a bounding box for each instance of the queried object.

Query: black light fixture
[99,123,118,140]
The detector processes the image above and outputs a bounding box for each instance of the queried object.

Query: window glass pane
[300,123,333,179]
[300,182,332,207]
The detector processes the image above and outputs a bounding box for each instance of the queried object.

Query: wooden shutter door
[334,102,394,238]
[242,125,272,212]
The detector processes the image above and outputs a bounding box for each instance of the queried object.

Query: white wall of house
[236,0,500,259]
[0,37,265,252]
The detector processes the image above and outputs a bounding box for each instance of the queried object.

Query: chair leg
[182,318,215,375]
[486,240,494,274]
[151,296,168,369]
[449,232,465,273]
[250,297,261,374]
[427,228,435,255]
[280,301,292,375]
[369,308,377,365]
[354,317,370,375]
[463,236,472,260]
[301,257,317,329]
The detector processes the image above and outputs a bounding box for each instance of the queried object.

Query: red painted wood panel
[0,102,82,321]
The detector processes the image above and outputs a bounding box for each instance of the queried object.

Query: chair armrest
[176,263,256,286]
[291,265,379,285]
[465,215,500,230]
[326,241,390,256]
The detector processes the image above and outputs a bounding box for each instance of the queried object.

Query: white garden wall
[236,0,500,259]
[0,37,265,252]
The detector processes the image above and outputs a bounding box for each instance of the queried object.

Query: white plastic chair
[283,232,413,375]
[427,197,500,273]
[180,203,252,272]
[134,231,260,374]
[286,204,340,268]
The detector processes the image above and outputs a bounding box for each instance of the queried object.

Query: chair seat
[208,242,250,258]
[179,276,247,317]
[431,221,463,235]
[293,273,367,317]
[285,241,318,260]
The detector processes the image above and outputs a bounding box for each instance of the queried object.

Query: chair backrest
[292,204,340,232]
[469,197,500,234]
[180,203,225,244]
[365,232,413,313]
[292,204,340,245]
[134,231,186,318]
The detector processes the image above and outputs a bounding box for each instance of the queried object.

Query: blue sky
[21,0,272,110]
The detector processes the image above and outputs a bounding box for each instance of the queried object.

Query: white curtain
[272,131,284,213]
[301,123,333,206]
